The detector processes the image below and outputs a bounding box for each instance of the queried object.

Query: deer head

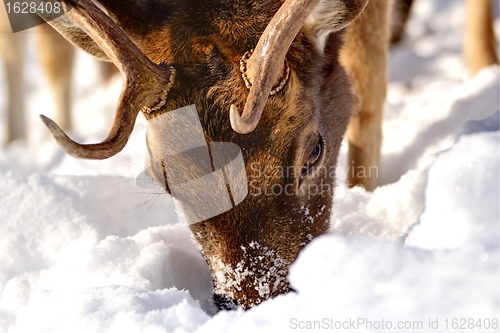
[39,0,368,310]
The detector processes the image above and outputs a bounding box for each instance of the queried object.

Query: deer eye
[301,137,323,178]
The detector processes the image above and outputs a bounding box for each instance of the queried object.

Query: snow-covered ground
[0,0,499,332]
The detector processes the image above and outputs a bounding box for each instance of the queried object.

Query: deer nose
[213,293,239,311]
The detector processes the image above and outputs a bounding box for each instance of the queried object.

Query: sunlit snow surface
[0,0,499,332]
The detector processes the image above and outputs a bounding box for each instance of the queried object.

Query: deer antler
[230,0,321,134]
[39,0,175,159]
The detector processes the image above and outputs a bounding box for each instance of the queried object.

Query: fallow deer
[33,0,498,310]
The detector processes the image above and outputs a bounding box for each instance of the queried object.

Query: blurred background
[0,4,142,177]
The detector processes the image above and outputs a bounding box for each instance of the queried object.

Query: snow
[1,0,499,332]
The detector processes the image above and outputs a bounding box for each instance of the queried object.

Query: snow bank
[0,173,213,331]
[0,0,498,332]
[197,113,500,332]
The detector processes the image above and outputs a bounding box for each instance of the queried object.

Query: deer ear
[304,0,369,52]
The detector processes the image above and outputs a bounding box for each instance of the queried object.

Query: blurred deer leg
[36,23,75,131]
[464,0,499,76]
[1,32,27,144]
[340,0,391,191]
[390,0,414,45]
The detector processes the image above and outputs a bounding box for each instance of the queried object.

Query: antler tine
[40,0,175,159]
[230,0,321,134]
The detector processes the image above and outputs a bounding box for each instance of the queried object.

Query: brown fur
[1,7,27,142]
[36,24,76,131]
[341,0,391,191]
[390,0,413,45]
[464,0,499,76]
